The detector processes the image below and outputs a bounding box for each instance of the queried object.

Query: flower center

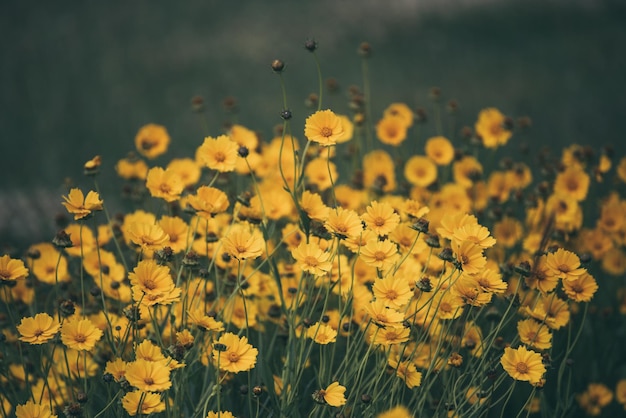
[515,362,529,374]
[228,352,240,362]
[374,251,386,261]
[141,139,156,150]
[490,124,502,135]
[385,290,398,300]
[144,377,154,385]
[320,127,332,137]
[571,283,584,293]
[373,217,385,227]
[558,264,571,273]
[304,256,319,267]
[214,151,226,162]
[566,178,578,191]
[74,334,87,343]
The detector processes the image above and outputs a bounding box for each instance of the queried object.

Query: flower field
[1,40,626,418]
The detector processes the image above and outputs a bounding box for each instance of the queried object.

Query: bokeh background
[1,0,625,245]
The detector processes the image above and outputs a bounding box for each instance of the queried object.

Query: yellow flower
[17,313,60,344]
[15,400,57,418]
[486,171,512,203]
[554,165,590,201]
[158,216,190,254]
[27,243,70,284]
[526,255,559,293]
[383,102,414,127]
[122,391,166,416]
[207,412,236,418]
[388,355,422,388]
[372,325,411,345]
[325,207,363,240]
[135,123,170,159]
[291,242,332,277]
[544,248,587,282]
[454,241,486,275]
[577,383,613,416]
[125,359,172,392]
[372,274,412,309]
[452,275,492,307]
[105,358,128,382]
[364,299,405,327]
[377,406,413,418]
[492,217,523,248]
[404,155,437,187]
[435,292,465,320]
[437,212,478,240]
[127,222,170,252]
[361,200,400,237]
[145,167,184,202]
[453,156,483,188]
[305,157,338,191]
[304,109,344,146]
[0,254,29,282]
[116,156,149,180]
[222,224,264,260]
[197,134,239,172]
[187,308,225,332]
[187,186,230,218]
[222,296,258,329]
[300,190,330,221]
[129,260,180,306]
[500,345,546,385]
[359,239,400,270]
[229,124,259,149]
[521,294,570,330]
[336,114,354,143]
[60,317,103,351]
[313,381,347,407]
[213,332,259,373]
[306,322,338,344]
[363,150,397,192]
[425,136,454,165]
[562,272,598,302]
[451,223,496,249]
[474,108,511,148]
[61,188,103,220]
[376,115,408,146]
[167,157,202,187]
[470,269,507,294]
[602,248,626,276]
[517,319,552,350]
[506,162,533,189]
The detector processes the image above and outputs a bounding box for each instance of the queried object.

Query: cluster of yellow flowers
[2,52,626,418]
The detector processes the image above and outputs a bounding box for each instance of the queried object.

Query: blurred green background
[1,0,625,244]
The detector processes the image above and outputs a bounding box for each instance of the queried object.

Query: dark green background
[1,0,625,244]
